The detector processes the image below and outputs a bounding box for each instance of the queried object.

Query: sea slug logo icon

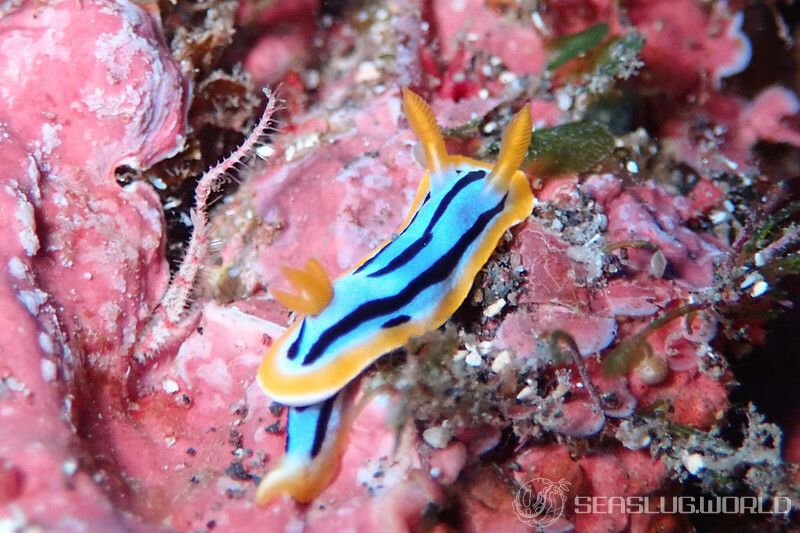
[513,477,570,528]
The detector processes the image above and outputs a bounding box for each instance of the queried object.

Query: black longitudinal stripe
[285,409,292,451]
[285,405,301,452]
[286,320,306,361]
[367,233,432,277]
[310,394,337,458]
[367,171,486,278]
[382,314,411,328]
[353,191,433,276]
[302,194,507,366]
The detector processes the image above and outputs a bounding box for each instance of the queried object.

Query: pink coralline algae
[239,0,319,87]
[2,0,799,532]
[432,0,547,77]
[663,85,800,173]
[626,0,752,95]
[0,0,187,530]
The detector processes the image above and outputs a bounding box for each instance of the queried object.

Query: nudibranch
[256,88,533,504]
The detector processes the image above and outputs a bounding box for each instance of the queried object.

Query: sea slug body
[256,88,533,504]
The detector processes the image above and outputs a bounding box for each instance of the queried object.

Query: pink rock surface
[432,0,546,76]
[497,302,617,358]
[543,0,623,36]
[429,442,468,485]
[239,0,318,87]
[0,0,187,530]
[600,178,726,289]
[515,445,680,531]
[663,86,800,173]
[245,32,314,87]
[543,0,749,100]
[626,0,751,96]
[497,173,724,367]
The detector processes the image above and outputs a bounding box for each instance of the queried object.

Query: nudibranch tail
[489,104,532,192]
[271,259,333,316]
[401,87,449,174]
[256,389,354,504]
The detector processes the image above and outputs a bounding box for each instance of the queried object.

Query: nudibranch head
[258,89,533,407]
